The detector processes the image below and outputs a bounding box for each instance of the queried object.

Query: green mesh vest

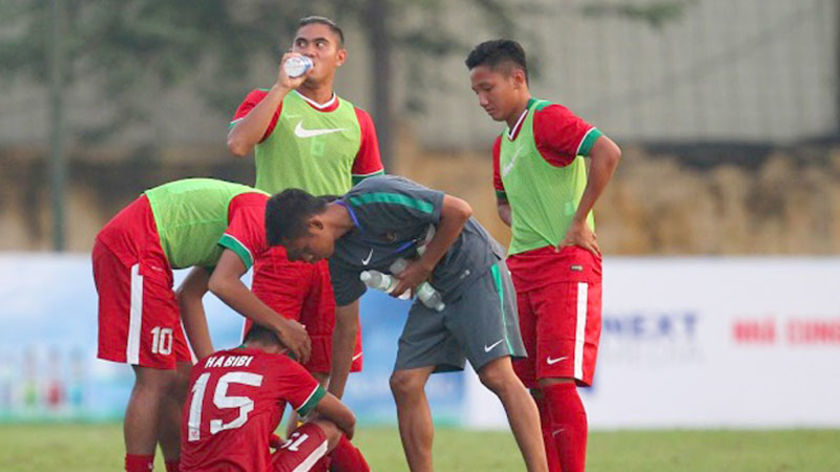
[499,99,595,255]
[255,91,362,195]
[145,179,266,269]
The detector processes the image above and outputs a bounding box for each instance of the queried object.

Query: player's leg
[533,247,602,472]
[512,285,562,471]
[156,357,192,472]
[390,303,463,472]
[390,366,436,472]
[271,420,339,472]
[477,357,547,472]
[450,261,547,472]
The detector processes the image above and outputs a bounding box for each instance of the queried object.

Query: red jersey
[492,102,597,199]
[231,89,384,182]
[180,347,325,472]
[221,192,272,271]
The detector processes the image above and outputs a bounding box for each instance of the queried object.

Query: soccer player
[93,178,310,472]
[227,15,383,402]
[466,40,622,472]
[267,175,549,472]
[179,323,365,472]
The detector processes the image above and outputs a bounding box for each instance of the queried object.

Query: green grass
[0,424,838,471]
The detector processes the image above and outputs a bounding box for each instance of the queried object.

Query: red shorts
[249,245,363,374]
[93,195,190,369]
[272,422,330,472]
[508,246,602,387]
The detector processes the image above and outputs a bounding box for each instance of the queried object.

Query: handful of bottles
[360,258,445,312]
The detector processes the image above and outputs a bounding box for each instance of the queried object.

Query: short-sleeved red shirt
[180,347,325,472]
[492,103,596,197]
[219,192,271,271]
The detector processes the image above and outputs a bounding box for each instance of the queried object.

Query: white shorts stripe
[574,282,588,380]
[127,263,144,364]
[291,438,329,472]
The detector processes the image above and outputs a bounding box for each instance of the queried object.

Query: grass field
[1,424,838,471]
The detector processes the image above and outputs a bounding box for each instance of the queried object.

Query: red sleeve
[533,104,598,167]
[351,107,385,178]
[491,135,506,199]
[230,89,283,143]
[219,193,270,271]
[269,355,324,415]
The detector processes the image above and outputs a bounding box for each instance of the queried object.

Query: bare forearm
[177,268,214,359]
[497,200,512,227]
[328,302,359,398]
[227,84,291,156]
[573,136,621,223]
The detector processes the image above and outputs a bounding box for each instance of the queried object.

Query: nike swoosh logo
[361,249,373,265]
[546,355,568,365]
[352,352,363,361]
[484,339,504,353]
[294,121,346,138]
[501,146,522,178]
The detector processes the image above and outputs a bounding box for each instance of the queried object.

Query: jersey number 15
[186,371,263,442]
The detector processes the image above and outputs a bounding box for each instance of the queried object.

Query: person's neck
[505,94,532,129]
[296,81,336,106]
[243,341,283,354]
[327,202,356,238]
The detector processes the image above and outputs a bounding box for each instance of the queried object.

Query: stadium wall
[1,255,838,429]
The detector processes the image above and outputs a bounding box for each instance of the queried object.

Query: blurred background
[1,0,838,433]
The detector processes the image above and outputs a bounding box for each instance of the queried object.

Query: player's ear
[512,67,527,89]
[335,47,347,68]
[307,216,325,232]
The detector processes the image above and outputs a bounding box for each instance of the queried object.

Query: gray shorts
[395,260,527,374]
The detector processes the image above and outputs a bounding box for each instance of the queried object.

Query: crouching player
[180,323,366,471]
[269,175,549,472]
[92,178,310,471]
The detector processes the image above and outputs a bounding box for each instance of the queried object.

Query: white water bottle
[284,55,313,78]
[360,271,410,300]
[389,259,445,312]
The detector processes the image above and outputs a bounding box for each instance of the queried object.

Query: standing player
[227,15,383,400]
[267,176,549,472]
[180,323,364,472]
[93,178,310,472]
[466,40,622,472]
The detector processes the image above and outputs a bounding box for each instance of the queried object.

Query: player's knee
[389,370,424,399]
[478,361,516,394]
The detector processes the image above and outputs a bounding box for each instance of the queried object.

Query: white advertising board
[464,257,840,429]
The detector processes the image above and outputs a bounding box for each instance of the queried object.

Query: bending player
[179,323,366,472]
[267,175,548,472]
[466,40,622,471]
[93,178,310,472]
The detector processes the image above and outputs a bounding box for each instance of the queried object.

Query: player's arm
[491,135,511,226]
[327,300,359,399]
[176,266,215,360]
[562,135,621,256]
[496,196,512,227]
[208,249,312,362]
[391,195,472,296]
[311,392,356,439]
[226,53,309,157]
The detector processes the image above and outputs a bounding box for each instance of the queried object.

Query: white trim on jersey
[127,263,144,364]
[294,90,337,110]
[574,282,588,380]
[291,438,329,472]
[507,107,530,140]
[575,127,597,156]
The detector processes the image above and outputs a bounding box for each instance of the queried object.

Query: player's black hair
[298,16,345,46]
[266,189,334,245]
[243,323,281,345]
[465,39,529,83]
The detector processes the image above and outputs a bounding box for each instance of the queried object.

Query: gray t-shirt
[330,175,505,306]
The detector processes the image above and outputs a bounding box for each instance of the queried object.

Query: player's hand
[276,318,311,363]
[391,259,432,298]
[276,52,311,91]
[560,219,601,257]
[269,433,284,450]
